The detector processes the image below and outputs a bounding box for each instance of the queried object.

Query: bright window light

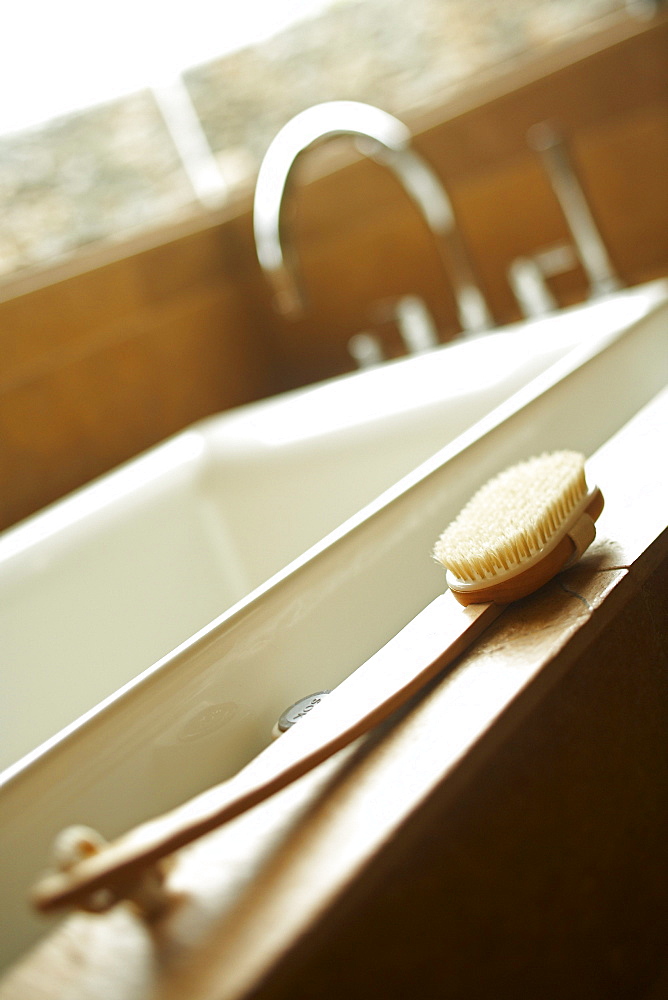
[0,0,333,135]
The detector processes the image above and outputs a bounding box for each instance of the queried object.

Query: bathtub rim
[2,279,667,794]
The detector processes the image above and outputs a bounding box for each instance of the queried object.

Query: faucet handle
[348,332,385,369]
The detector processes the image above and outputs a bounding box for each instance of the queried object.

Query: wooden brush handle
[31,594,501,916]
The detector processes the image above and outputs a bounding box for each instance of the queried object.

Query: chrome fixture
[347,332,385,369]
[528,122,621,298]
[272,691,330,739]
[347,295,439,369]
[508,242,578,318]
[253,101,493,335]
[394,294,440,353]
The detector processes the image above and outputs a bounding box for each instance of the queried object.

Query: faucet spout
[253,101,492,334]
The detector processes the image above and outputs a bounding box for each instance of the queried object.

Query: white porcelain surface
[0,297,631,776]
[1,281,666,967]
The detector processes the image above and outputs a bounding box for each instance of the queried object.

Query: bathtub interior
[1,291,650,779]
[0,281,667,971]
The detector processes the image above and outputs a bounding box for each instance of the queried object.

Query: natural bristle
[433,451,588,584]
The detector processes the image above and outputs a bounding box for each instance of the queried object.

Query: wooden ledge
[1,388,667,1000]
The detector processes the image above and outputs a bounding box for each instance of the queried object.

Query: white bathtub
[1,281,667,968]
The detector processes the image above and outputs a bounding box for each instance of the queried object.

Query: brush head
[433,451,603,605]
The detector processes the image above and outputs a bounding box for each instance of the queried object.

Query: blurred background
[1,0,665,531]
[0,0,640,280]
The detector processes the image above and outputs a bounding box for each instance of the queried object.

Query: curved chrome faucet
[253,101,492,334]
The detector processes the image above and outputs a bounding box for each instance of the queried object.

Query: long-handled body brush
[31,451,603,917]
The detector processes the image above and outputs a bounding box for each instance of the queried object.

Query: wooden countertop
[1,386,666,1000]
